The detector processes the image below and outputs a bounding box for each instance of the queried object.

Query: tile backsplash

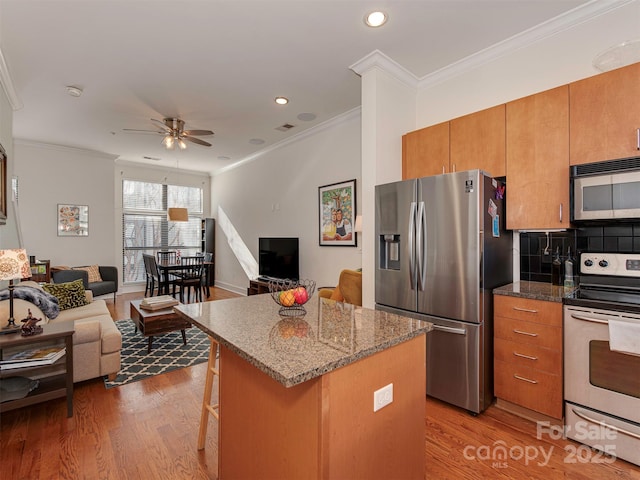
[519,222,640,283]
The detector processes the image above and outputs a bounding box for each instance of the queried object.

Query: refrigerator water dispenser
[379,234,400,270]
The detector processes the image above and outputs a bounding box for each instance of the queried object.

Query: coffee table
[130,299,191,353]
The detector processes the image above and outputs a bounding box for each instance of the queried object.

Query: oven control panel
[580,253,640,277]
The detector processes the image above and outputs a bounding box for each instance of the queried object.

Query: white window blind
[122,180,203,284]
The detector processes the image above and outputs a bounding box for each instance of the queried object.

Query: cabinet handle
[513,351,538,361]
[513,329,538,337]
[442,165,446,174]
[452,164,456,172]
[514,374,538,384]
[559,203,563,223]
[512,306,538,314]
[637,128,639,150]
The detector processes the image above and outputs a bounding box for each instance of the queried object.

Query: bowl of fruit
[268,278,316,316]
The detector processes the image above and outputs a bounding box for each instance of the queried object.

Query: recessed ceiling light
[275,96,289,105]
[217,155,231,161]
[249,138,265,145]
[65,85,83,97]
[364,11,387,28]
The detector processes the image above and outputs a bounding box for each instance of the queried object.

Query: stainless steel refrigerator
[375,170,512,414]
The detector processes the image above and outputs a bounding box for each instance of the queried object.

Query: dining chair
[173,255,205,303]
[143,253,163,297]
[157,250,178,265]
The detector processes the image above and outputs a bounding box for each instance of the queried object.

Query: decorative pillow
[42,279,89,310]
[73,265,102,283]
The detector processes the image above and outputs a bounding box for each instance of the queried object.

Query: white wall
[211,110,362,294]
[13,140,117,268]
[12,142,211,294]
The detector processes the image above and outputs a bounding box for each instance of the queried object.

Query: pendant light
[167,154,189,222]
[167,207,189,222]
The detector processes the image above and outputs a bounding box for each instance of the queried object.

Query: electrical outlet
[373,383,393,412]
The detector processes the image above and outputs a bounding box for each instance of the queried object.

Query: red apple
[293,286,308,304]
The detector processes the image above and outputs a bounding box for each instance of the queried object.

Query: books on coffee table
[140,295,179,311]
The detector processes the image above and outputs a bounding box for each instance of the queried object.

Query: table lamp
[0,248,31,334]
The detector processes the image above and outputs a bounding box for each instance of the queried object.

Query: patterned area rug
[104,319,209,388]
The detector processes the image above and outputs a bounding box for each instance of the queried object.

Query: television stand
[248,279,270,296]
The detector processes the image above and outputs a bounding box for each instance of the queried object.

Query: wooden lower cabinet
[493,294,563,419]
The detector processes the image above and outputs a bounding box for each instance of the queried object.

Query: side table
[0,322,75,417]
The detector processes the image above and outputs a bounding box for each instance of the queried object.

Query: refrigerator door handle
[409,201,417,289]
[416,201,426,291]
[432,324,467,335]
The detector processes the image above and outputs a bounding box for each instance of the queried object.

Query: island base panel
[219,334,426,479]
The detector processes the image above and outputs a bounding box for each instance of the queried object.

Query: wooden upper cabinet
[506,86,570,230]
[450,104,506,177]
[402,121,449,179]
[570,62,640,165]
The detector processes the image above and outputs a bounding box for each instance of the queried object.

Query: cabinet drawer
[494,295,562,326]
[494,338,561,375]
[494,316,562,350]
[494,359,563,419]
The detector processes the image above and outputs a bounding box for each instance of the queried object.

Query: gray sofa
[52,266,118,301]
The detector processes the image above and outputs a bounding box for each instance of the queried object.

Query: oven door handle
[569,313,610,325]
[571,407,640,441]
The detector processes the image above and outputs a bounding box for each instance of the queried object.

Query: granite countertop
[493,281,577,303]
[174,294,432,388]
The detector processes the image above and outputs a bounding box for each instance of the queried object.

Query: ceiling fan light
[178,138,187,150]
[163,135,175,149]
[167,207,189,222]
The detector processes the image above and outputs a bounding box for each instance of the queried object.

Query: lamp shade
[354,215,363,233]
[0,249,30,281]
[167,208,189,222]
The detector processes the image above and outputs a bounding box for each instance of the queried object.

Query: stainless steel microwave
[571,157,640,222]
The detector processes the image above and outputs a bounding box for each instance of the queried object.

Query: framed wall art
[57,204,89,236]
[318,179,356,247]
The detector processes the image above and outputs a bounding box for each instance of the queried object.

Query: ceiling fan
[124,117,214,149]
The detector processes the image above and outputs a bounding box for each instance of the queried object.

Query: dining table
[156,260,213,297]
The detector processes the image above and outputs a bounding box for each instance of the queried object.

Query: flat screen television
[258,237,299,280]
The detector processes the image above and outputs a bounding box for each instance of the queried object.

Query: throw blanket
[0,286,60,319]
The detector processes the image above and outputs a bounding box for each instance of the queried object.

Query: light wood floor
[2,289,640,479]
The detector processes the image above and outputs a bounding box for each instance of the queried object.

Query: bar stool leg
[198,337,220,450]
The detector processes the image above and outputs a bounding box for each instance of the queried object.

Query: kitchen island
[175,294,432,480]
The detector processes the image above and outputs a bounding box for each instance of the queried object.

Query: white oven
[564,306,640,466]
[564,252,640,466]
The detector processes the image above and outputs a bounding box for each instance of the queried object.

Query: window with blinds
[122,180,203,284]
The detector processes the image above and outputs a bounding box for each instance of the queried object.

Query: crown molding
[14,138,118,161]
[418,0,635,89]
[0,45,23,110]
[214,107,362,176]
[349,49,419,89]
